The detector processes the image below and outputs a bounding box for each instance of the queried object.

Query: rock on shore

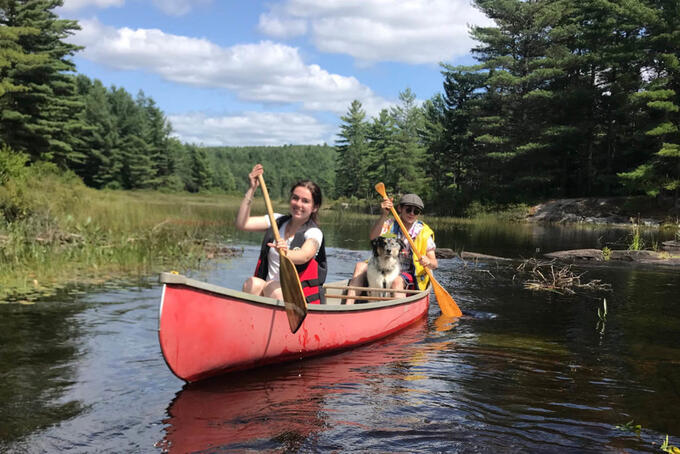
[527,197,672,226]
[544,248,680,265]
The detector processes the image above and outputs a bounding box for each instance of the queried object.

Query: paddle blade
[375,182,387,199]
[279,254,308,333]
[431,278,462,317]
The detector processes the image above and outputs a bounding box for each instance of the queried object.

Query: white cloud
[59,0,124,11]
[59,0,210,15]
[151,0,212,17]
[259,0,493,64]
[168,111,335,146]
[70,19,387,114]
[258,12,307,39]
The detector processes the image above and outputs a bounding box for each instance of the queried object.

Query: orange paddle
[375,182,463,317]
[258,175,307,333]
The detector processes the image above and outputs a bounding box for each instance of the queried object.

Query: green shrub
[0,144,30,184]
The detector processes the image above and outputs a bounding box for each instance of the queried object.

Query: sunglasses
[402,205,421,215]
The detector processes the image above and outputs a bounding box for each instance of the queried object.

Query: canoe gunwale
[159,272,430,311]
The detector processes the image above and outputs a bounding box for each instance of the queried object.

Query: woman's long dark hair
[290,180,322,224]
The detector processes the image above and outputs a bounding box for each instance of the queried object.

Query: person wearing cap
[345,193,438,304]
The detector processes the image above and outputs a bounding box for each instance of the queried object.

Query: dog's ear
[370,237,381,257]
[397,238,406,251]
[371,236,385,257]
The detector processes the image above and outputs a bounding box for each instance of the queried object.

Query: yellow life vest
[381,219,435,290]
[412,223,434,290]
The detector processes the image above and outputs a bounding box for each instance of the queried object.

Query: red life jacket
[254,215,327,304]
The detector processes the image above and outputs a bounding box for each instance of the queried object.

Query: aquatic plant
[661,435,680,453]
[596,298,607,335]
[615,419,641,435]
[628,216,644,251]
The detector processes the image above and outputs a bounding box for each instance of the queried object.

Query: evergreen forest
[2,0,679,217]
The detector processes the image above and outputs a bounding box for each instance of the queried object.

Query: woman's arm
[235,164,270,231]
[369,198,392,240]
[419,249,438,270]
[285,238,320,265]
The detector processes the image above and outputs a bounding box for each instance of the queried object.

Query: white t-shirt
[265,214,323,281]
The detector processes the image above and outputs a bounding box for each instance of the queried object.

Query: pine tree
[389,89,426,196]
[186,145,212,193]
[618,0,680,210]
[429,68,489,208]
[74,75,121,188]
[136,90,172,188]
[365,109,396,196]
[335,100,368,198]
[468,0,566,201]
[0,3,45,99]
[107,86,158,189]
[553,0,657,195]
[0,0,84,167]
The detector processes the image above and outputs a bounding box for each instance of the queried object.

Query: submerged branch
[516,258,612,294]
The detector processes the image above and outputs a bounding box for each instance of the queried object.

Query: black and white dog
[366,236,405,297]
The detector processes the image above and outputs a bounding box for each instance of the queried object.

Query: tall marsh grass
[1,151,243,301]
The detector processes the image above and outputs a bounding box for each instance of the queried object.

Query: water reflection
[0,296,87,445]
[160,320,429,452]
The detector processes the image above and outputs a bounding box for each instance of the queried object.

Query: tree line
[2,0,679,216]
[335,0,679,214]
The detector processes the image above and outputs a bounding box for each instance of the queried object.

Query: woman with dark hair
[235,164,327,303]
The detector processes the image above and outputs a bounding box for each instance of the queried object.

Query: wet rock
[460,251,511,261]
[435,248,457,259]
[662,240,680,252]
[543,248,680,266]
[609,250,661,262]
[544,249,604,261]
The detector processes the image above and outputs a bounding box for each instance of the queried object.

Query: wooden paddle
[374,182,463,317]
[258,174,307,333]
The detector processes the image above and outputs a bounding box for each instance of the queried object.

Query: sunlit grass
[0,176,247,302]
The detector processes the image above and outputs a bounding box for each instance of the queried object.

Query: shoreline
[525,196,679,228]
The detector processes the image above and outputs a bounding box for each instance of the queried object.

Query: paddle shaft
[258,175,285,250]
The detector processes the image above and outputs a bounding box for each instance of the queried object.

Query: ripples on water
[1,243,679,453]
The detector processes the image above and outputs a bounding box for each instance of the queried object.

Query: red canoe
[158,272,430,382]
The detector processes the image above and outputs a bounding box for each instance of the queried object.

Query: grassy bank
[0,159,246,302]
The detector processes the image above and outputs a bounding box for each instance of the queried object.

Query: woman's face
[289,186,316,221]
[398,204,420,225]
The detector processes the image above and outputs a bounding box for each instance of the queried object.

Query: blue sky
[58,0,492,146]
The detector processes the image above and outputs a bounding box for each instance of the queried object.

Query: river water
[1,219,678,453]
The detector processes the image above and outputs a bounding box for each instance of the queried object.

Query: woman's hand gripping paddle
[258,175,307,333]
[374,182,463,317]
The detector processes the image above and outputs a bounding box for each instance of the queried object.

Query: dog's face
[371,236,403,259]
